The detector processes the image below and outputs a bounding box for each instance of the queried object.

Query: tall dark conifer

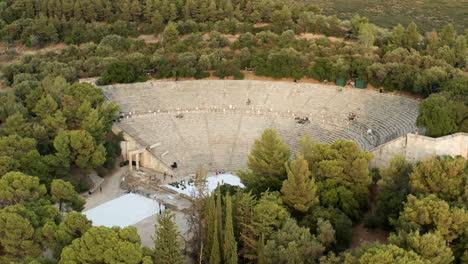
[223,194,238,264]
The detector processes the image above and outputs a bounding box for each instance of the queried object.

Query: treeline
[2,19,467,135]
[186,129,468,264]
[0,0,342,47]
[0,76,121,188]
[0,169,183,264]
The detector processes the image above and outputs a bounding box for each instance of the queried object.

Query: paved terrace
[101,80,419,176]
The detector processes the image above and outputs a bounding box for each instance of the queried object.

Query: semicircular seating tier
[101,80,419,176]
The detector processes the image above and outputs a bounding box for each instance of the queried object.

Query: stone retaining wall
[370,133,468,167]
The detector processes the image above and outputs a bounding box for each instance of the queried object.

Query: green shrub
[300,206,353,249]
[75,179,90,193]
[98,61,139,85]
[96,167,109,177]
[194,71,210,79]
[308,58,335,81]
[233,71,245,80]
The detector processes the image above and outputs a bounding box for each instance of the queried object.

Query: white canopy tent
[83,193,161,228]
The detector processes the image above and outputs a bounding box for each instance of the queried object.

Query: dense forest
[197,130,468,264]
[0,0,467,263]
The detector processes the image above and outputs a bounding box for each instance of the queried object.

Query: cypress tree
[236,191,257,260]
[209,217,221,264]
[204,194,216,262]
[153,210,184,264]
[223,194,238,264]
[257,233,266,264]
[215,186,223,250]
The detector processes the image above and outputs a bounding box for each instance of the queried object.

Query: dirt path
[0,43,69,63]
[83,166,128,210]
[350,184,389,248]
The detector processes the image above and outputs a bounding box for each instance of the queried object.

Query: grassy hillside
[313,0,467,32]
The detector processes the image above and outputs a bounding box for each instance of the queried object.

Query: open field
[313,0,467,32]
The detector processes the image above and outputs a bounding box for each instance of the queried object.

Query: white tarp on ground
[83,193,159,228]
[164,173,245,196]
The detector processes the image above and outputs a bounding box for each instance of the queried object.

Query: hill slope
[314,0,467,32]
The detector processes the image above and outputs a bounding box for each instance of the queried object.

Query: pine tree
[440,23,457,47]
[94,0,104,20]
[280,153,319,213]
[359,23,375,50]
[406,22,421,49]
[238,128,290,194]
[160,0,171,21]
[52,0,62,18]
[153,210,184,264]
[130,0,142,21]
[426,30,440,55]
[204,194,216,262]
[169,3,178,21]
[392,23,406,47]
[184,0,193,19]
[37,0,48,16]
[163,22,179,47]
[119,0,132,21]
[144,0,155,22]
[83,0,98,21]
[62,0,74,19]
[224,0,233,17]
[73,0,84,21]
[151,10,165,33]
[101,0,113,21]
[207,0,218,22]
[454,36,466,64]
[209,216,221,264]
[223,194,238,264]
[33,94,58,119]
